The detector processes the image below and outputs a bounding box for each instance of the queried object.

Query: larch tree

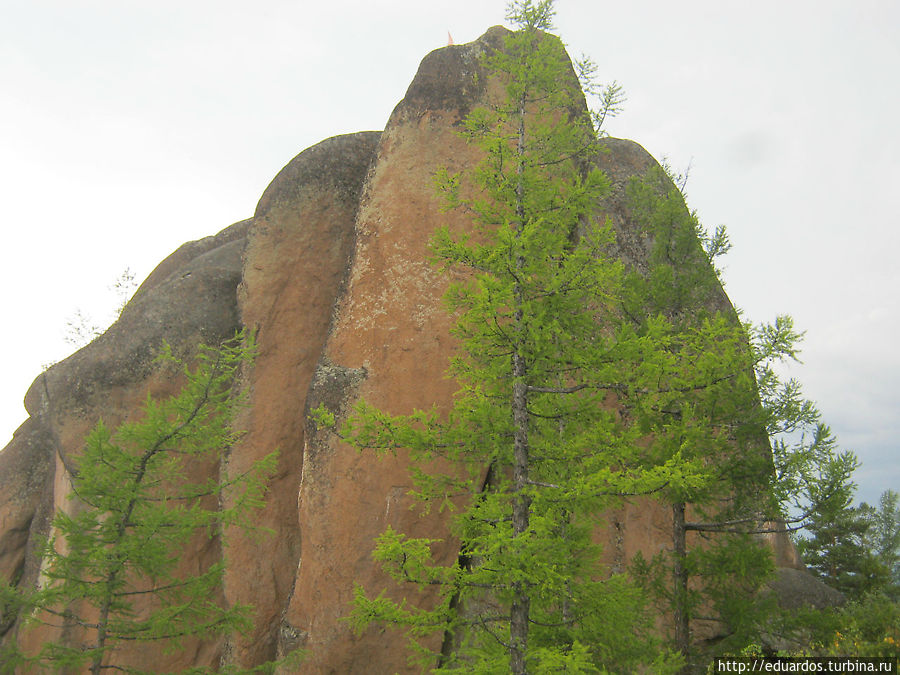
[621,165,858,664]
[331,1,697,672]
[0,332,292,674]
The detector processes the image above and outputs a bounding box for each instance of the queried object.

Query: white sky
[2,0,897,507]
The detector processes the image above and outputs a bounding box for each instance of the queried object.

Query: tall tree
[623,165,858,664]
[620,163,775,662]
[332,2,852,671]
[335,2,694,672]
[0,333,285,674]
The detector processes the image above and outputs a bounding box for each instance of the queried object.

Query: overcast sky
[2,0,897,507]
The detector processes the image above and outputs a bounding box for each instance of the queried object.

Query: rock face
[224,130,381,667]
[0,26,820,672]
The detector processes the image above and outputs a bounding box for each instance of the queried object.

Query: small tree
[861,490,900,594]
[798,488,893,599]
[1,332,282,674]
[63,267,139,349]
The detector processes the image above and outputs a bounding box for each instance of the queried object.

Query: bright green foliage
[0,332,283,674]
[620,165,778,662]
[620,165,778,512]
[620,165,858,664]
[342,2,691,673]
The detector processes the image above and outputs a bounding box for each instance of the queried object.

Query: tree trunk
[673,501,690,661]
[510,372,531,674]
[508,88,531,675]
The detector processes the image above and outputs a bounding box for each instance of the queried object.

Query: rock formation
[0,26,814,672]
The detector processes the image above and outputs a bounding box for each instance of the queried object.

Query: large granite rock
[0,26,831,673]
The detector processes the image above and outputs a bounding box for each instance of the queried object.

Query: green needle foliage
[1,332,283,674]
[620,165,780,661]
[623,165,858,664]
[798,488,895,599]
[339,2,696,672]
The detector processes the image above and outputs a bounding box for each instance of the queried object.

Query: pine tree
[864,490,900,594]
[0,332,285,674]
[798,488,893,599]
